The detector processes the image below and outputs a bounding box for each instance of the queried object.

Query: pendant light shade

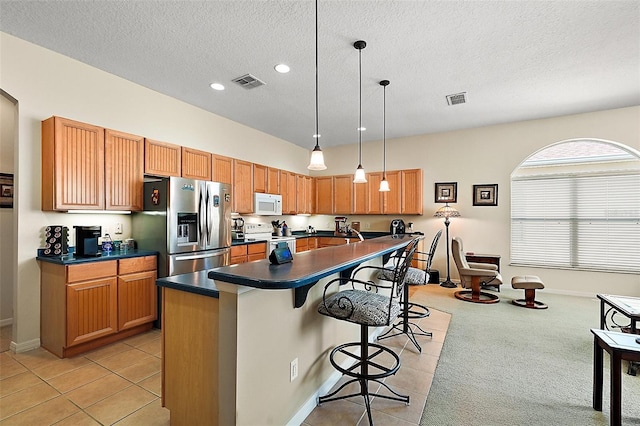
[353,40,367,183]
[379,79,390,192]
[307,0,327,170]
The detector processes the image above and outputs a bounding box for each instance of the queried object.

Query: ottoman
[511,275,547,309]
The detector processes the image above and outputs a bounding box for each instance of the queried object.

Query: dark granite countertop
[36,249,159,265]
[205,235,413,291]
[157,270,219,298]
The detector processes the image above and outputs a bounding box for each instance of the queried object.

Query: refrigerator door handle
[206,187,212,245]
[174,251,227,261]
[198,187,206,246]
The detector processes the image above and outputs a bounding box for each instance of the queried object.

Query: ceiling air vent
[446,92,467,106]
[232,74,266,89]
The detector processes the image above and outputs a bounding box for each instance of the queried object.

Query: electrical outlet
[115,223,123,234]
[290,358,298,382]
[365,222,370,229]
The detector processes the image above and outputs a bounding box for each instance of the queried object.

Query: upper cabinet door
[144,139,181,177]
[314,176,333,215]
[105,129,144,211]
[401,169,423,214]
[266,167,280,195]
[253,163,267,194]
[233,159,254,213]
[42,116,105,211]
[333,175,353,214]
[383,171,402,214]
[212,154,233,184]
[182,147,212,181]
[366,172,383,215]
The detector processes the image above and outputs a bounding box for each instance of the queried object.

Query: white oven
[269,236,296,254]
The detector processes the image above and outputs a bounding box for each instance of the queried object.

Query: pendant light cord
[315,0,319,146]
[383,83,386,178]
[358,45,362,165]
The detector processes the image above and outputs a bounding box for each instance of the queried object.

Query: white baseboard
[10,338,40,354]
[286,326,384,426]
[0,318,13,327]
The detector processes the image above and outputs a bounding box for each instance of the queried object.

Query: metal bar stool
[317,238,420,425]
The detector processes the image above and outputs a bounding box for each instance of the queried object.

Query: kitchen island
[158,235,415,425]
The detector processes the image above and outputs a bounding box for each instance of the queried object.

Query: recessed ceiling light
[210,83,225,91]
[357,127,366,131]
[274,64,290,73]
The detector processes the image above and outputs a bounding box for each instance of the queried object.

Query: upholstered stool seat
[511,275,547,309]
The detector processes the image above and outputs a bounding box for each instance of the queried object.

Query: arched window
[511,139,640,273]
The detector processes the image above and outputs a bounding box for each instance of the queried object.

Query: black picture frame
[0,173,13,209]
[435,182,457,203]
[473,184,498,206]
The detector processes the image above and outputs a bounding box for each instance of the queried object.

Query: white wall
[310,106,640,297]
[0,32,310,351]
[0,91,16,325]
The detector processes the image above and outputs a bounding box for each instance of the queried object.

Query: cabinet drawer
[119,256,157,275]
[67,261,117,283]
[231,245,247,257]
[247,242,266,255]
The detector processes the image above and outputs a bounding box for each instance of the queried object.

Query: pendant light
[379,80,390,192]
[353,40,367,183]
[307,0,327,170]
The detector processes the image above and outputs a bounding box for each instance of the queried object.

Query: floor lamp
[434,203,460,288]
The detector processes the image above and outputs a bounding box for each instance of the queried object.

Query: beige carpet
[416,285,640,425]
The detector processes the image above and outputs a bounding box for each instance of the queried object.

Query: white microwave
[254,193,282,216]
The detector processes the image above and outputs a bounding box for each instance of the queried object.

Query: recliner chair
[451,237,502,304]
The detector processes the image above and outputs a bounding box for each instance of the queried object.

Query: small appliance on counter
[74,225,102,257]
[334,216,348,235]
[390,219,406,235]
[42,225,69,257]
[231,217,245,239]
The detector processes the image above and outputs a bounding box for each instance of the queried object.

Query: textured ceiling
[1,1,639,149]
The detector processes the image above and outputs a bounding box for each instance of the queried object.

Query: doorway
[0,89,18,351]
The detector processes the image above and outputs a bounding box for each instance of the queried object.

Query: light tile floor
[0,285,450,425]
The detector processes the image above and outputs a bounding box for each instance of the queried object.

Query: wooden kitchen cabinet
[233,159,254,213]
[333,174,353,214]
[253,163,268,194]
[42,116,106,211]
[117,256,158,331]
[230,243,267,264]
[212,154,233,184]
[383,170,402,214]
[145,139,181,177]
[314,176,334,214]
[296,237,317,253]
[267,167,280,194]
[296,174,313,214]
[105,129,144,211]
[280,171,297,214]
[400,169,423,214]
[39,255,157,358]
[366,172,384,214]
[182,147,212,181]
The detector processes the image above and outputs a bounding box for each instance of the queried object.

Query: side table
[591,328,640,425]
[597,294,640,375]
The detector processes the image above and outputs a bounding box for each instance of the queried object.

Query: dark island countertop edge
[208,235,414,290]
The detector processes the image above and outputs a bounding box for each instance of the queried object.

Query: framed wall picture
[473,184,498,206]
[0,173,13,208]
[435,182,457,203]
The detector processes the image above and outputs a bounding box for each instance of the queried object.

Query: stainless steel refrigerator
[133,177,232,278]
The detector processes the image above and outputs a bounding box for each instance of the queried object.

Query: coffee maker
[74,225,102,257]
[334,216,348,235]
[390,219,406,235]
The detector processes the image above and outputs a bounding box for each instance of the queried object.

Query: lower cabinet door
[118,271,158,330]
[66,277,118,347]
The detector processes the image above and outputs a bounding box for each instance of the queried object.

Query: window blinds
[511,173,640,273]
